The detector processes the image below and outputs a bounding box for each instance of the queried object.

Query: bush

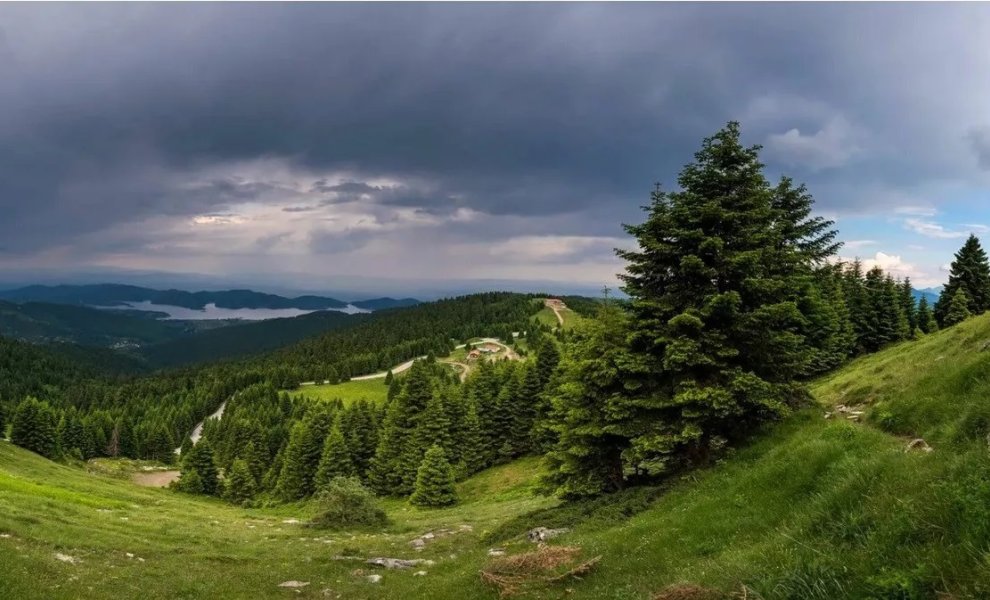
[310,477,389,530]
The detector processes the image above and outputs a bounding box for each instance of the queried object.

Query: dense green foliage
[10,398,60,459]
[410,445,459,507]
[0,299,190,347]
[310,476,390,529]
[545,123,840,497]
[139,310,363,368]
[935,234,990,325]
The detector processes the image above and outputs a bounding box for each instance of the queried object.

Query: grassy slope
[7,315,990,598]
[291,378,392,405]
[0,443,553,600]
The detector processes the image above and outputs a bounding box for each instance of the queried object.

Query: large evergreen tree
[314,417,356,490]
[10,398,59,459]
[409,445,458,507]
[944,288,972,326]
[223,459,257,504]
[917,296,938,334]
[179,439,219,495]
[935,234,990,324]
[547,122,839,497]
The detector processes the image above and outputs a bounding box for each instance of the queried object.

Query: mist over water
[104,301,369,320]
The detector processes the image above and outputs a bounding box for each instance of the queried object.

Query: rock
[366,574,382,584]
[277,581,310,588]
[905,438,934,453]
[487,548,506,557]
[54,553,79,564]
[126,552,134,558]
[414,570,427,576]
[282,519,300,525]
[0,533,11,539]
[409,538,426,550]
[422,532,435,540]
[526,527,570,543]
[366,557,428,569]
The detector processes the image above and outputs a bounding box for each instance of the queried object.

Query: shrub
[310,476,389,530]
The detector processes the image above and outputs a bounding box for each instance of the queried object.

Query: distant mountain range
[0,284,418,312]
[912,286,943,305]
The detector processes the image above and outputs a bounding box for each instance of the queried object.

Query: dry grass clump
[652,583,727,600]
[480,545,601,597]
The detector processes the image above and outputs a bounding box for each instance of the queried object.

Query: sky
[2,3,990,295]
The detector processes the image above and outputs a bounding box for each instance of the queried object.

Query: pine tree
[369,360,436,496]
[457,399,485,478]
[900,278,917,334]
[241,440,267,484]
[262,446,285,491]
[314,418,355,490]
[387,377,401,402]
[223,459,257,504]
[409,445,458,507]
[842,259,870,352]
[553,121,841,496]
[276,421,315,500]
[534,339,560,388]
[10,398,59,459]
[917,296,938,334]
[936,234,990,324]
[541,303,638,498]
[944,288,972,326]
[180,439,219,495]
[176,468,204,494]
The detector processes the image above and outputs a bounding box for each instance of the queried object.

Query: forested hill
[0,336,130,408]
[138,309,367,369]
[250,291,539,386]
[0,299,192,347]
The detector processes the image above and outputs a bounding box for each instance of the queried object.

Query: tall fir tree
[10,398,59,459]
[944,288,972,326]
[409,445,458,507]
[900,277,918,334]
[542,303,640,498]
[314,417,356,490]
[935,234,990,324]
[457,399,485,478]
[917,296,938,334]
[546,122,839,497]
[223,459,257,504]
[180,439,219,495]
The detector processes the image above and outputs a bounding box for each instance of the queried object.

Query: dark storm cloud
[0,3,988,258]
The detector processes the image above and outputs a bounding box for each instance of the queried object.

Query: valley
[6,311,990,598]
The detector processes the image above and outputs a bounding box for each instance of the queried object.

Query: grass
[290,377,391,405]
[9,315,990,598]
[0,442,554,600]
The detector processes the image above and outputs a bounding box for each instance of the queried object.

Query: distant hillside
[350,297,420,310]
[0,300,193,347]
[911,287,940,305]
[140,309,367,368]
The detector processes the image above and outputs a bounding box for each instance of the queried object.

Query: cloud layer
[2,4,990,290]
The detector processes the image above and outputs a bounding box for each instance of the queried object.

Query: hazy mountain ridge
[0,284,420,313]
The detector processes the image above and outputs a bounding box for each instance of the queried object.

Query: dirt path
[544,298,566,326]
[174,401,227,454]
[299,336,519,387]
[132,470,180,487]
[350,355,425,381]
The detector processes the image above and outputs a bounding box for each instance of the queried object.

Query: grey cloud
[968,127,990,170]
[0,3,989,270]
